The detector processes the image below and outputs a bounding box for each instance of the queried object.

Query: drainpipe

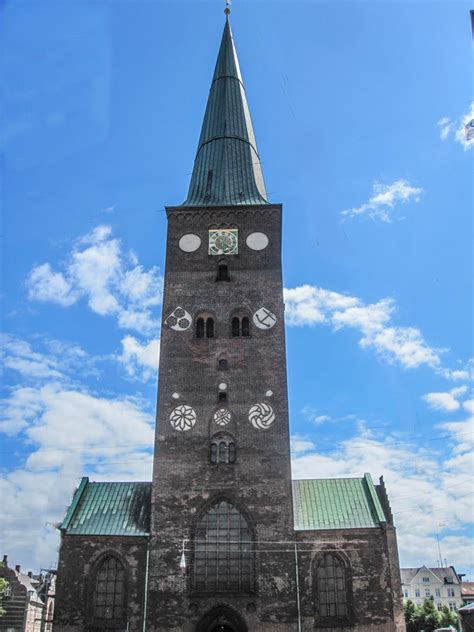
[294,541,302,632]
[142,545,150,632]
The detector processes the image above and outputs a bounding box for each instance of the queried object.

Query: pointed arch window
[194,500,253,592]
[315,553,351,622]
[92,556,125,620]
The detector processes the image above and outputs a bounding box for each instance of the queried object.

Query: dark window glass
[241,317,250,337]
[216,264,230,282]
[196,318,205,339]
[228,443,236,463]
[92,556,125,620]
[206,318,214,338]
[194,501,253,591]
[218,392,227,403]
[218,358,228,370]
[316,554,348,618]
[218,442,226,463]
[210,443,217,464]
[231,317,240,338]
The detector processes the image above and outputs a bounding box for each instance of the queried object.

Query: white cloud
[118,335,160,381]
[27,263,78,307]
[291,416,474,574]
[423,386,469,412]
[341,180,423,222]
[27,225,163,334]
[290,435,316,454]
[0,381,154,569]
[284,285,441,369]
[438,101,474,151]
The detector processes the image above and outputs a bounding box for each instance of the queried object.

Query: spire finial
[224,0,231,17]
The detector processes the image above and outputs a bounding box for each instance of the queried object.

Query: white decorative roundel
[179,234,201,253]
[218,382,227,391]
[253,307,277,329]
[265,389,273,397]
[172,392,180,399]
[213,408,231,426]
[169,405,196,432]
[249,402,275,430]
[246,232,269,251]
[165,306,192,331]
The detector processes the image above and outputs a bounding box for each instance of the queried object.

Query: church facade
[53,15,405,632]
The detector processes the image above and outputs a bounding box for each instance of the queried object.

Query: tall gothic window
[194,500,253,591]
[92,556,125,620]
[315,554,349,620]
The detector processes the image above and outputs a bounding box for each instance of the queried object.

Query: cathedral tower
[147,14,296,631]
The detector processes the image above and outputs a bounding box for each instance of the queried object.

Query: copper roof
[183,17,268,207]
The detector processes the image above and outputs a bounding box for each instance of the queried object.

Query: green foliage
[0,563,8,618]
[403,598,459,632]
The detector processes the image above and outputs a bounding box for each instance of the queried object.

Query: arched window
[196,315,215,339]
[315,554,349,620]
[194,500,252,591]
[216,262,230,282]
[231,313,251,338]
[92,556,125,620]
[210,435,236,465]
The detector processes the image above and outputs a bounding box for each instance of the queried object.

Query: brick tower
[147,13,296,632]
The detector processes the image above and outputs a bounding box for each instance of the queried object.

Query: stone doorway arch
[195,605,248,632]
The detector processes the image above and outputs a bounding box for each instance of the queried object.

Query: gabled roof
[400,566,461,585]
[292,473,388,530]
[183,17,268,207]
[61,478,151,536]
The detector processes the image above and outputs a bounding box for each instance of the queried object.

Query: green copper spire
[183,17,269,206]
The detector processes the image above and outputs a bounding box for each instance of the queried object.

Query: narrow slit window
[210,443,218,464]
[228,443,236,463]
[196,318,205,339]
[218,442,227,463]
[216,263,230,282]
[206,318,215,338]
[241,316,250,337]
[232,317,240,338]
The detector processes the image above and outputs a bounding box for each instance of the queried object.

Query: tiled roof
[183,18,268,207]
[61,478,151,536]
[292,473,387,530]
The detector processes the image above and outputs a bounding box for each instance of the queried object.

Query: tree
[0,563,8,618]
[439,604,459,630]
[404,599,421,632]
[420,598,442,632]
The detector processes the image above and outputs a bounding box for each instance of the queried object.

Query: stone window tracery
[193,500,252,591]
[92,556,125,620]
[315,553,351,622]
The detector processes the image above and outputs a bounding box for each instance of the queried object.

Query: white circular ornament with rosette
[169,405,196,432]
[213,407,231,427]
[179,234,201,253]
[165,306,192,331]
[253,307,277,330]
[246,232,269,251]
[249,402,275,430]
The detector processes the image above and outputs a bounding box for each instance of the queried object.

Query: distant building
[401,566,464,612]
[461,582,474,605]
[0,555,56,632]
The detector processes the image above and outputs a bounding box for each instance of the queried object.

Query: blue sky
[1,0,473,579]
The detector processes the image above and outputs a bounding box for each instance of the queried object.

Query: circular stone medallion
[253,307,277,329]
[179,233,201,253]
[213,407,232,426]
[246,232,269,251]
[248,402,275,430]
[169,405,196,432]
